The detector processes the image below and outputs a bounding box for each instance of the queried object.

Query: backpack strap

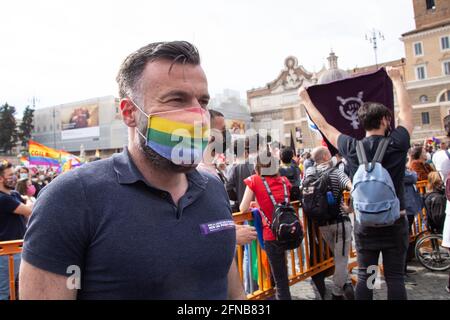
[324,166,336,176]
[357,138,390,172]
[261,177,277,206]
[374,138,391,163]
[356,141,370,172]
[261,176,289,205]
[320,166,336,187]
[258,208,272,228]
[282,178,289,203]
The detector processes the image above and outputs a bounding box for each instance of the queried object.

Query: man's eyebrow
[159,90,210,101]
[159,90,190,100]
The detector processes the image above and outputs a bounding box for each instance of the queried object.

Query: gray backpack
[352,138,400,227]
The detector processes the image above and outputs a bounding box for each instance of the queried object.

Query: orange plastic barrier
[0,240,23,300]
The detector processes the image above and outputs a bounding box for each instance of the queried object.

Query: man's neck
[128,143,188,195]
[316,161,330,168]
[366,128,386,137]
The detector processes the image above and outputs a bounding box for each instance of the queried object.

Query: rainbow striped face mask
[132,100,210,165]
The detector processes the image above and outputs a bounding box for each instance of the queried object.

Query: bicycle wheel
[415,234,450,271]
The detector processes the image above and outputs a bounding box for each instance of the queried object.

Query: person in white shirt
[432,141,450,181]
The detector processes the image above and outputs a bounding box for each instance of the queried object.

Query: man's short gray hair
[311,147,331,164]
[116,41,201,101]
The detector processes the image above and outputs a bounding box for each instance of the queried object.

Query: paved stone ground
[290,261,450,300]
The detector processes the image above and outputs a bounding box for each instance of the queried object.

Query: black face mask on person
[210,129,232,154]
[384,118,392,137]
[2,175,17,190]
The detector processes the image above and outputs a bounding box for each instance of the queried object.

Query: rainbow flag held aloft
[60,151,81,172]
[28,140,61,167]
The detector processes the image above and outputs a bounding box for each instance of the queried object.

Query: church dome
[318,51,349,84]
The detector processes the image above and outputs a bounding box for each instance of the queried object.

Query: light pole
[365,29,385,69]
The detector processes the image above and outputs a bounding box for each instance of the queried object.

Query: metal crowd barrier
[0,181,429,300]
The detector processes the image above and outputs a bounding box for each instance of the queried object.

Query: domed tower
[318,51,349,84]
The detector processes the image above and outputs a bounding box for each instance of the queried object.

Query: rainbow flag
[28,140,61,167]
[60,151,81,172]
[19,156,29,166]
[146,107,209,163]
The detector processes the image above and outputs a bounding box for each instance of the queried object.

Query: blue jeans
[0,254,21,300]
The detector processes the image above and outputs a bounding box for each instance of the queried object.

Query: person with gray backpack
[303,146,354,300]
[299,67,413,300]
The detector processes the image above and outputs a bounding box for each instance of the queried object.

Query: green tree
[18,105,35,149]
[0,103,18,154]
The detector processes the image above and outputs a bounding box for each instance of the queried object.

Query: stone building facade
[247,56,327,151]
[401,0,450,142]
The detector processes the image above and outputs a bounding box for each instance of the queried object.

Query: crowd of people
[0,163,59,299]
[0,41,449,300]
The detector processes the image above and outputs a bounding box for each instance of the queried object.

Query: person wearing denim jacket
[404,169,423,276]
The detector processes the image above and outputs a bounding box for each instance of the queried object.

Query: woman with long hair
[15,179,36,205]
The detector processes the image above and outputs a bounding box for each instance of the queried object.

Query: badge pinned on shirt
[200,219,235,235]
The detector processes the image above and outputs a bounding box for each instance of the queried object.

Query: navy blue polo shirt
[0,190,26,241]
[22,148,236,300]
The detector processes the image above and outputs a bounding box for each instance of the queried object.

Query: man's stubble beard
[2,181,15,190]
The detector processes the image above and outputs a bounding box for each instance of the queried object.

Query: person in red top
[240,149,292,300]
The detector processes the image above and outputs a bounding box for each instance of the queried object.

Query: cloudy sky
[0,0,415,115]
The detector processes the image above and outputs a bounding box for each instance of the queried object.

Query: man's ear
[120,99,138,128]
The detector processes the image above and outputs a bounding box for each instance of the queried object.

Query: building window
[444,61,450,76]
[440,90,450,102]
[419,95,428,103]
[416,65,427,80]
[442,36,450,51]
[414,42,423,56]
[43,125,47,132]
[426,0,436,10]
[421,112,430,125]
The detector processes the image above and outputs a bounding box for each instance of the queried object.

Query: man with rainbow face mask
[19,41,244,300]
